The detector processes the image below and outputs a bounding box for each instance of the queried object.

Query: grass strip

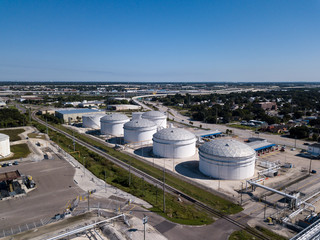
[0,128,25,141]
[1,143,31,161]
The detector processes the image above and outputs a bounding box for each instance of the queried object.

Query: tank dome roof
[153,128,196,141]
[199,139,255,158]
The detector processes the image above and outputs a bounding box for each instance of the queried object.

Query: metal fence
[0,201,128,238]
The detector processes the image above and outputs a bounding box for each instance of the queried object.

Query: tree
[289,126,309,139]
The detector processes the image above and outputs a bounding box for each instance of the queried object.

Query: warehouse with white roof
[153,128,196,158]
[199,139,256,180]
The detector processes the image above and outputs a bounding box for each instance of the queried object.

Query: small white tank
[0,133,10,158]
[82,114,105,129]
[142,111,167,129]
[124,119,157,145]
[153,128,196,158]
[100,114,130,136]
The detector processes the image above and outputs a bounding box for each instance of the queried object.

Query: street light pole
[104,169,107,193]
[163,159,166,213]
[83,157,86,177]
[143,216,149,240]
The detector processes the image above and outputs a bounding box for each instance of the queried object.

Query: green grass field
[229,226,288,240]
[228,124,256,130]
[0,128,25,141]
[28,132,46,140]
[0,143,31,161]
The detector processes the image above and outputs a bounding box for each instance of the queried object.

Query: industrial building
[124,119,157,145]
[199,139,256,180]
[0,133,10,158]
[55,108,103,123]
[82,114,106,129]
[153,128,196,158]
[100,114,130,136]
[308,143,320,156]
[142,111,167,129]
[107,105,141,111]
[195,129,223,139]
[254,101,277,110]
[245,138,276,154]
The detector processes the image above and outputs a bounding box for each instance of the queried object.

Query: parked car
[13,161,19,165]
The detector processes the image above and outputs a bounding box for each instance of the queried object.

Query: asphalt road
[0,154,84,230]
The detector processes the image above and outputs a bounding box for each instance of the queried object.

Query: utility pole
[87,190,90,211]
[143,216,149,240]
[73,131,75,152]
[156,184,158,205]
[83,157,86,177]
[163,160,166,213]
[29,108,31,122]
[46,117,48,136]
[240,182,243,205]
[104,169,107,193]
[309,158,313,175]
[129,158,132,186]
[264,195,267,220]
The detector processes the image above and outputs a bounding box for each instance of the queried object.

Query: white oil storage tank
[124,119,157,145]
[132,112,143,120]
[100,114,130,136]
[199,139,256,180]
[142,111,167,129]
[153,128,196,158]
[0,133,10,158]
[82,114,105,129]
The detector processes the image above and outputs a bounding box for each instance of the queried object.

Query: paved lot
[0,155,84,230]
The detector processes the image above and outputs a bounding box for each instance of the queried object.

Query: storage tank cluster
[0,133,10,158]
[124,119,157,145]
[153,128,196,158]
[82,114,106,129]
[142,111,167,129]
[100,113,130,136]
[199,139,256,180]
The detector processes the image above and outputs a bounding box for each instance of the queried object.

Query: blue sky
[1,0,320,82]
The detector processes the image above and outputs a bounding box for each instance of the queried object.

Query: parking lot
[0,154,84,230]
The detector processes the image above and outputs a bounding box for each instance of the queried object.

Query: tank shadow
[175,161,212,180]
[134,146,153,157]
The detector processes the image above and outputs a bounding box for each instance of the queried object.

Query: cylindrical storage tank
[124,119,157,145]
[100,114,130,136]
[132,112,143,120]
[82,114,105,129]
[142,111,167,129]
[0,133,10,158]
[153,128,196,158]
[199,139,256,180]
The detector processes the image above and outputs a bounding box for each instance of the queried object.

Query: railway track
[32,112,270,240]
